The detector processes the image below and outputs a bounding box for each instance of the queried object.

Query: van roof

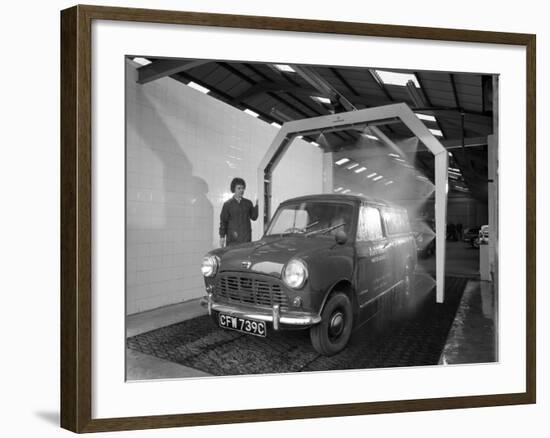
[279,193,405,210]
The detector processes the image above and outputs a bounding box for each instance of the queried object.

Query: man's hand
[219,237,226,248]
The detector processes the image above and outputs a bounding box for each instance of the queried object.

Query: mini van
[201,194,417,355]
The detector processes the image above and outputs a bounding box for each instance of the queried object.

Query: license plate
[218,313,266,337]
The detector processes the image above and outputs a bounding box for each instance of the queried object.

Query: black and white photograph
[125,57,498,379]
[4,0,546,435]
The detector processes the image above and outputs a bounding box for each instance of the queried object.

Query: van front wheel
[310,292,353,356]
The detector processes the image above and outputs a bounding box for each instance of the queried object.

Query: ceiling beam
[412,107,493,123]
[442,136,488,149]
[330,68,360,96]
[287,65,372,144]
[369,70,394,103]
[237,81,390,109]
[438,117,490,137]
[413,73,452,141]
[217,62,344,137]
[173,71,279,125]
[137,59,210,84]
[290,64,356,112]
[236,81,316,101]
[220,62,314,118]
[449,74,461,109]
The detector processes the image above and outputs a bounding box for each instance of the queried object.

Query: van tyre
[310,292,353,356]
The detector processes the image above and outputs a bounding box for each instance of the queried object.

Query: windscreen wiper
[305,222,346,236]
[280,221,320,236]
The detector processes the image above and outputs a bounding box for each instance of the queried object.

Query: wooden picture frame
[60,4,536,433]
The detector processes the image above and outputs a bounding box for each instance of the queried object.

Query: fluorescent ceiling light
[346,163,359,170]
[455,186,470,192]
[334,187,343,192]
[341,189,351,194]
[388,153,400,158]
[187,81,210,94]
[385,181,394,185]
[416,113,436,122]
[365,134,378,140]
[311,96,331,105]
[271,122,282,129]
[335,158,350,166]
[243,108,259,118]
[374,70,420,87]
[448,151,453,156]
[355,167,367,173]
[310,141,320,147]
[429,128,443,137]
[373,175,384,182]
[133,57,152,66]
[274,64,295,73]
[394,158,406,163]
[367,172,377,178]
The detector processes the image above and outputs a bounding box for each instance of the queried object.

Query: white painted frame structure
[258,103,449,302]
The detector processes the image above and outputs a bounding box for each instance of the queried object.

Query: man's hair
[230,177,246,193]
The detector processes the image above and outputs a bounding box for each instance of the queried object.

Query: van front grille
[215,274,288,307]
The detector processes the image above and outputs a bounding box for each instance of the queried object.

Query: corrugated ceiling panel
[202,64,233,88]
[453,74,482,86]
[224,81,251,99]
[216,74,247,96]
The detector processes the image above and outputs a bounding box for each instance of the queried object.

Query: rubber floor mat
[127,276,469,376]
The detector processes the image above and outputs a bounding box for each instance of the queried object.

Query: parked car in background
[463,227,481,248]
[478,224,489,245]
[201,194,417,356]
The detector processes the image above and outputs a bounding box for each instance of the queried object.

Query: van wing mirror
[335,230,348,245]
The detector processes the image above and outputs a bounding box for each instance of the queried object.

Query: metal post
[323,152,334,193]
[435,151,448,303]
[258,104,448,302]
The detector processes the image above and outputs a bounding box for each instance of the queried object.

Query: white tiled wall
[126,60,323,314]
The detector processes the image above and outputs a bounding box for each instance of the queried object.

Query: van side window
[357,205,383,241]
[382,208,410,235]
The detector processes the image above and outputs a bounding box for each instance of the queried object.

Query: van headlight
[201,255,220,277]
[283,259,308,289]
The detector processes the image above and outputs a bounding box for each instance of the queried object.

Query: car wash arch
[257,103,449,303]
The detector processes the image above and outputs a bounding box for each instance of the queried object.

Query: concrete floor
[126,299,210,379]
[126,241,495,380]
[418,240,480,278]
[440,280,497,364]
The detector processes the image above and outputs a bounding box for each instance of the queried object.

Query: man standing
[219,177,259,247]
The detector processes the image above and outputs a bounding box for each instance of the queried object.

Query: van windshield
[266,202,353,237]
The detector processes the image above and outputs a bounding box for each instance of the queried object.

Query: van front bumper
[200,293,321,330]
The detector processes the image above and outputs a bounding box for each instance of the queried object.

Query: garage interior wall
[125,60,323,314]
[397,196,487,229]
[422,196,488,229]
[446,196,488,228]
